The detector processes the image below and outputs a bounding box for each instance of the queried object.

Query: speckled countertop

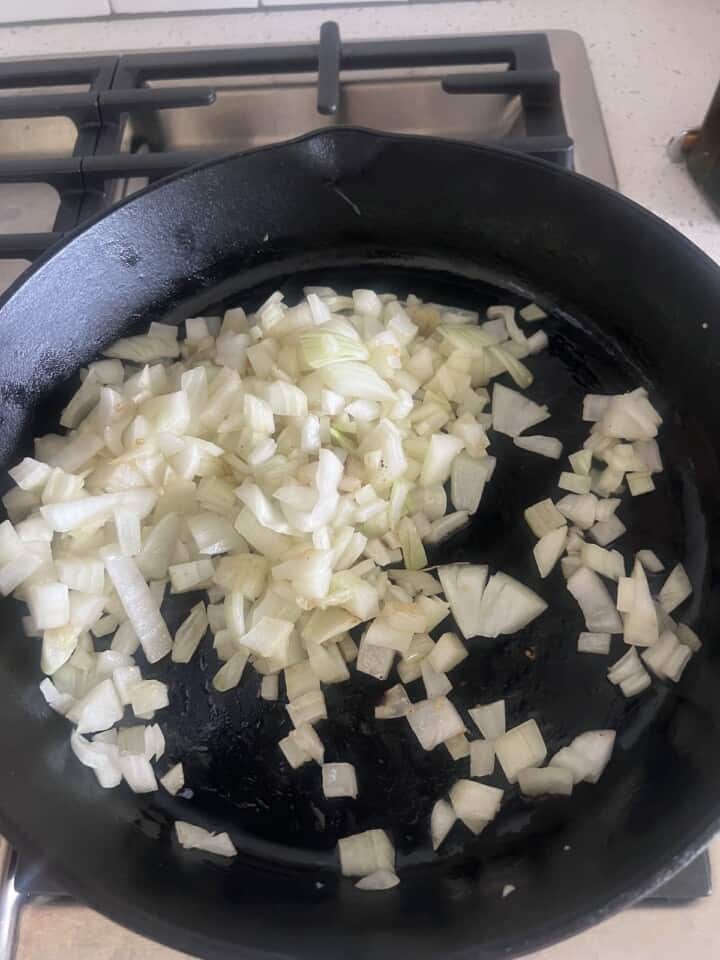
[0,0,718,259]
[1,2,720,959]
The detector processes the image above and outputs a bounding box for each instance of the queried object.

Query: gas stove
[0,23,708,960]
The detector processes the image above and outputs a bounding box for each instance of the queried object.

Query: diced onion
[550,730,615,784]
[355,870,400,891]
[431,798,456,850]
[470,740,495,778]
[577,632,611,655]
[338,829,395,877]
[449,779,503,833]
[322,762,358,799]
[468,700,505,741]
[494,720,547,784]
[514,435,563,459]
[406,697,465,751]
[658,563,692,614]
[518,766,573,796]
[175,821,237,858]
[566,567,622,633]
[374,684,411,719]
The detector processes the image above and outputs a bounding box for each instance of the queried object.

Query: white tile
[0,0,110,22]
[110,0,257,11]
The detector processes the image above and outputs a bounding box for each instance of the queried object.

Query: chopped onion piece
[419,434,465,487]
[577,632,611,655]
[607,647,644,685]
[160,763,185,797]
[533,526,567,578]
[580,543,625,581]
[406,697,465,751]
[658,563,692,614]
[619,669,651,697]
[338,829,395,877]
[519,303,546,322]
[566,566,622,633]
[676,623,701,652]
[279,734,310,769]
[556,494,597,531]
[39,676,74,715]
[285,661,320,701]
[569,449,592,475]
[469,700,506,741]
[524,499,566,538]
[589,514,627,547]
[397,517,427,570]
[550,730,615,784]
[663,644,693,682]
[175,821,236,858]
[437,564,488,639]
[322,762,358,799]
[513,435,563,459]
[558,471,591,494]
[491,383,549,437]
[474,571,547,638]
[103,553,172,664]
[424,511,470,545]
[449,779,503,833]
[427,632,467,673]
[71,678,124,734]
[445,733,470,760]
[622,559,659,647]
[470,740,495,778]
[450,452,492,513]
[356,870,400,891]
[431,798,456,850]
[290,723,325,763]
[128,679,169,718]
[322,362,396,402]
[212,649,248,692]
[260,675,279,700]
[421,659,452,699]
[70,731,121,789]
[375,684,411,720]
[627,472,655,496]
[356,635,395,680]
[642,630,680,677]
[168,558,214,593]
[287,689,327,727]
[636,549,664,573]
[172,602,208,663]
[28,582,69,630]
[518,766,573,796]
[494,720,547,784]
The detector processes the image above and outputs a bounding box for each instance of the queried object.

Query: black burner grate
[0,23,573,276]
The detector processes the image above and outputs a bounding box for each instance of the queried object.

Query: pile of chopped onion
[1,286,698,889]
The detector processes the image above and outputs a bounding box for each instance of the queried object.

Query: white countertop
[0,0,718,260]
[1,3,719,959]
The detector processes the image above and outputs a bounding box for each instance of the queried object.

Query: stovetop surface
[0,26,615,297]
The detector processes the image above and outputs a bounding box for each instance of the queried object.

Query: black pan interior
[0,130,719,960]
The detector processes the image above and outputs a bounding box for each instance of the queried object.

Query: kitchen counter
[0,1,719,958]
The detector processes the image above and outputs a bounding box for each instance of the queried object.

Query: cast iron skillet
[0,129,719,960]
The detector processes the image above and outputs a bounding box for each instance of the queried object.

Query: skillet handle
[317,21,342,117]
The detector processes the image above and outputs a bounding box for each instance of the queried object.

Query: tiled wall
[1,0,410,21]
